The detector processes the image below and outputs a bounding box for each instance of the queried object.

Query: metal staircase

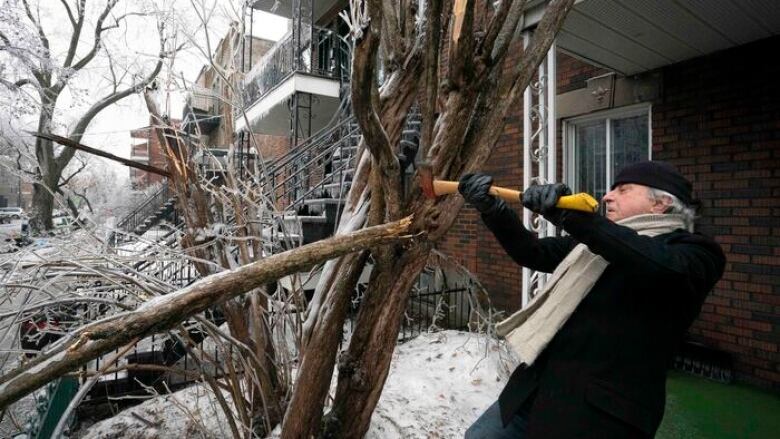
[111,182,178,245]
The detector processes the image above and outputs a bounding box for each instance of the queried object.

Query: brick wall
[129,120,179,189]
[439,37,779,389]
[253,133,290,162]
[652,37,780,389]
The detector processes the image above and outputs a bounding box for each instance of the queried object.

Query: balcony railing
[182,86,222,135]
[186,85,220,114]
[242,26,351,107]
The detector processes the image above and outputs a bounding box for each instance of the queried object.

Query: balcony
[192,147,258,174]
[182,86,222,135]
[236,26,350,136]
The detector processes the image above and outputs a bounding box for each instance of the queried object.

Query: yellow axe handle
[432,180,599,213]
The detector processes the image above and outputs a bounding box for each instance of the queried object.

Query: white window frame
[563,103,653,194]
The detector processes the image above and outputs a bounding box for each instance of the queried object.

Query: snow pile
[79,385,235,439]
[79,331,515,438]
[366,331,512,438]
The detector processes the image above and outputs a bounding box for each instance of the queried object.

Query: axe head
[417,162,437,199]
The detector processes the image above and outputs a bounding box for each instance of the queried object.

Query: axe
[417,164,599,213]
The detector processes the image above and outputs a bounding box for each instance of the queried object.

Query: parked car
[0,215,30,251]
[0,207,24,219]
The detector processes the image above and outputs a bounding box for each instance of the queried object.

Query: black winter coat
[481,206,725,438]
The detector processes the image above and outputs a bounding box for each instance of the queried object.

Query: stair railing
[269,122,359,205]
[114,182,171,235]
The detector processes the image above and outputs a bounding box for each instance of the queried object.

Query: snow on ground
[366,331,513,438]
[78,384,236,439]
[78,330,515,438]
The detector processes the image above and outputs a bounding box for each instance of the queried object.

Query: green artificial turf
[656,371,780,438]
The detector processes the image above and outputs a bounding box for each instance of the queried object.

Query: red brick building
[440,6,779,390]
[129,119,179,190]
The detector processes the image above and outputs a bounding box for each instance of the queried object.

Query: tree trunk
[281,1,576,437]
[280,251,369,437]
[30,109,58,233]
[321,245,430,438]
[30,181,55,231]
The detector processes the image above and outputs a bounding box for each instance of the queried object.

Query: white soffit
[542,0,780,75]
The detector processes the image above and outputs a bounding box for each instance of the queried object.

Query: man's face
[602,183,667,221]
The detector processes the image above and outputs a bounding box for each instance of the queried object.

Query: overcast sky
[77,3,289,183]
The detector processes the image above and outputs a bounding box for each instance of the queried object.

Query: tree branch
[351,0,402,220]
[0,216,415,410]
[21,0,51,59]
[59,0,78,28]
[448,0,476,88]
[68,0,120,72]
[34,132,171,178]
[420,0,443,160]
[56,43,165,172]
[61,0,86,68]
[454,0,576,186]
[57,156,88,188]
[488,0,529,64]
[507,0,575,105]
[380,1,403,66]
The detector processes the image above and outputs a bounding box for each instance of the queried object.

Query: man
[461,161,725,438]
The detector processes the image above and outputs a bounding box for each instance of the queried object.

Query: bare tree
[0,0,576,436]
[0,0,173,231]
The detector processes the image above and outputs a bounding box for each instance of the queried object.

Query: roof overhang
[524,0,780,75]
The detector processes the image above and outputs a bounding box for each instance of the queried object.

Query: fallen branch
[0,216,415,410]
[32,132,172,178]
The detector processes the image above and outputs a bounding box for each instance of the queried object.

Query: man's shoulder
[663,229,725,261]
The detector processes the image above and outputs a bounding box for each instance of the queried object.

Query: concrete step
[330,157,354,169]
[325,169,353,180]
[303,198,346,206]
[321,181,351,192]
[333,146,358,159]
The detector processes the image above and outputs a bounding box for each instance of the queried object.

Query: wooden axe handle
[432,180,599,213]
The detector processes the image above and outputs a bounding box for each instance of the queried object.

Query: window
[564,105,651,202]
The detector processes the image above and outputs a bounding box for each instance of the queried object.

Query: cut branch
[0,216,415,410]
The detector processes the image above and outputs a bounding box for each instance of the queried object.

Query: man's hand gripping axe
[417,163,599,213]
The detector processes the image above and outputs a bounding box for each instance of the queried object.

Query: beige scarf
[496,214,686,366]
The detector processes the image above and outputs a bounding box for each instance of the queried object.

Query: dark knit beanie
[611,161,693,205]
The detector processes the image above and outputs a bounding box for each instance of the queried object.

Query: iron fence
[346,282,475,343]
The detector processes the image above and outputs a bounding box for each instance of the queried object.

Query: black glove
[458,173,505,215]
[522,183,572,217]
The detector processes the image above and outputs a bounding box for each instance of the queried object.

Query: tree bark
[280,251,369,437]
[322,245,429,438]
